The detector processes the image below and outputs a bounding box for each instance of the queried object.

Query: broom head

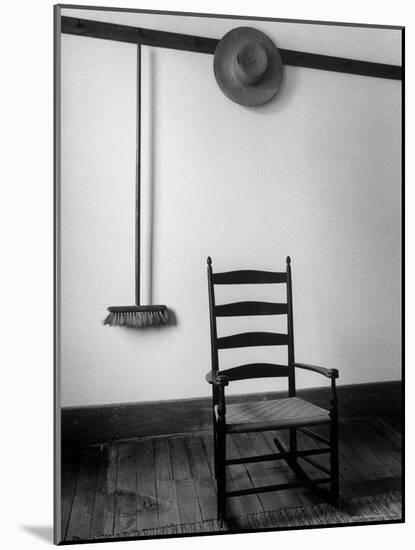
[104,305,168,328]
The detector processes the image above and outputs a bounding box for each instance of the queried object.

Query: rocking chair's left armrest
[205,371,229,386]
[294,362,339,380]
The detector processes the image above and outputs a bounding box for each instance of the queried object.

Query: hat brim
[214,27,284,107]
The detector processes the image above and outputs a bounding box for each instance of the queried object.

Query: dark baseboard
[61,380,402,447]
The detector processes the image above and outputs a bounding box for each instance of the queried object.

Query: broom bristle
[103,307,168,328]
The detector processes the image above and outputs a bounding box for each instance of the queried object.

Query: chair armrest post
[217,384,226,419]
[330,376,338,419]
[294,362,339,413]
[205,370,228,419]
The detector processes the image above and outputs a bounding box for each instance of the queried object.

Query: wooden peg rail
[61,16,402,80]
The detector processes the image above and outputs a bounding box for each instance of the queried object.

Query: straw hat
[213,27,283,107]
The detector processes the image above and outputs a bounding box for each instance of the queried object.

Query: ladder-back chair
[205,256,339,521]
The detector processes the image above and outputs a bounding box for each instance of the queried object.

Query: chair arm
[294,362,339,379]
[205,371,229,386]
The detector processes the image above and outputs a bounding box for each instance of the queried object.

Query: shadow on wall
[240,61,300,116]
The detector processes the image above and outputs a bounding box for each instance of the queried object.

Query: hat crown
[233,42,268,86]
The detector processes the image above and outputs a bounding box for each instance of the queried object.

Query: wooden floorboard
[154,438,173,481]
[342,422,401,494]
[135,440,159,530]
[90,443,118,538]
[176,478,203,523]
[194,476,217,521]
[368,417,402,449]
[66,446,100,541]
[114,443,137,534]
[60,448,81,540]
[356,421,401,474]
[379,414,402,435]
[185,436,211,480]
[200,434,215,477]
[62,416,403,541]
[157,479,180,527]
[169,437,192,480]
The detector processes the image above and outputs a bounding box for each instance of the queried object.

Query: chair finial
[286,256,291,265]
[207,256,212,266]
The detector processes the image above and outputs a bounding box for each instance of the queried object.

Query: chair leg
[216,426,226,522]
[289,427,298,469]
[213,418,218,479]
[330,419,340,503]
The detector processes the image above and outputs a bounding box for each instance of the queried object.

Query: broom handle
[135,37,142,305]
[136,39,154,307]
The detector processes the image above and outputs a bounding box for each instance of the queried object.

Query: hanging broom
[104,305,168,328]
[104,39,168,328]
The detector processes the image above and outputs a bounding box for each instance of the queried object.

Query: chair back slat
[213,270,287,285]
[219,363,289,381]
[215,301,288,317]
[217,331,289,349]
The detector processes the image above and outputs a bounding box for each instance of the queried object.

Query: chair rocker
[205,256,339,521]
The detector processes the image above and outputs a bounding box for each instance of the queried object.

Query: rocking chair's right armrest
[205,371,229,386]
[294,362,339,379]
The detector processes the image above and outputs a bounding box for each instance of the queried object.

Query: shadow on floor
[21,525,53,543]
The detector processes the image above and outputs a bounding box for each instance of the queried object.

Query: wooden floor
[61,416,402,542]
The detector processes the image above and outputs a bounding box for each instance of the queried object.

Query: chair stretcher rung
[226,447,330,466]
[225,477,332,497]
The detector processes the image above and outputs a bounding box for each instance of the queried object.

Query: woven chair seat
[219,397,330,433]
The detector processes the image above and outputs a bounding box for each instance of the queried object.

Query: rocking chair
[205,256,339,521]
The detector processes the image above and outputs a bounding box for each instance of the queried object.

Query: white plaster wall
[60,9,402,407]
